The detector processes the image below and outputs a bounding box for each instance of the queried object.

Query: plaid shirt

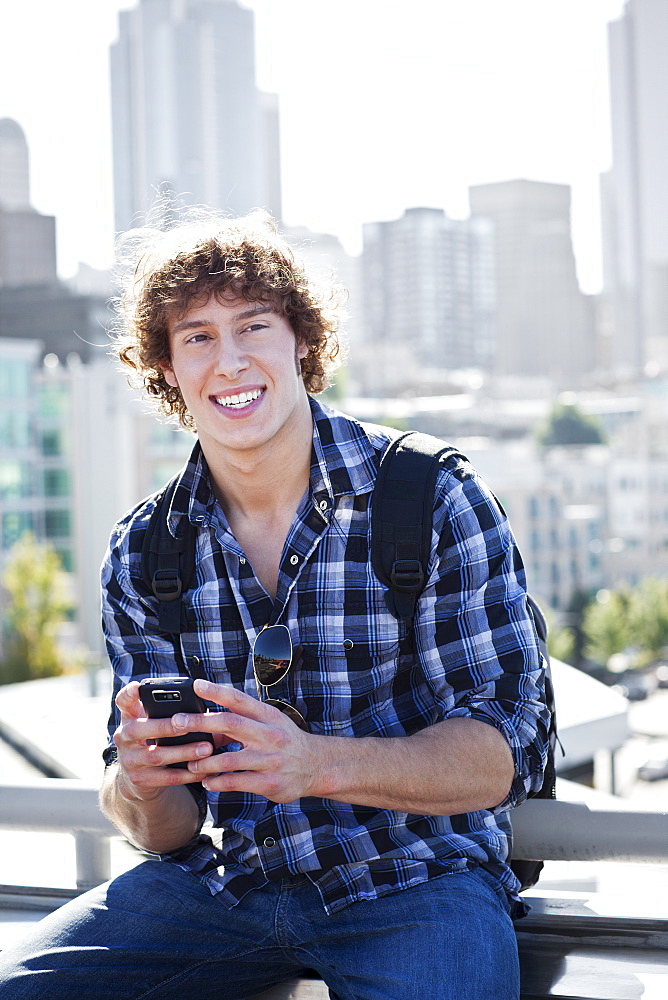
[102,398,549,915]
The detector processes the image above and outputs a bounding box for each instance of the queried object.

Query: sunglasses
[252,624,308,732]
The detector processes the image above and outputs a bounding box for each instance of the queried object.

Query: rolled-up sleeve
[415,461,551,811]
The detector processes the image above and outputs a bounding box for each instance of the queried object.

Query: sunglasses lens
[265,698,309,732]
[253,624,292,686]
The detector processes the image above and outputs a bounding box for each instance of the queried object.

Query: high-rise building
[0,118,57,288]
[0,118,30,210]
[281,223,362,377]
[110,0,281,233]
[601,0,668,376]
[361,207,495,395]
[469,180,593,386]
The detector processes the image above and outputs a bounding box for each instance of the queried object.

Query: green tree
[547,621,575,664]
[582,587,633,667]
[537,403,605,447]
[628,577,668,663]
[0,533,73,684]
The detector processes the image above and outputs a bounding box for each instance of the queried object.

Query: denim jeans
[0,861,519,1000]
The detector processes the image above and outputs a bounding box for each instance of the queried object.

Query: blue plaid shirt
[102,398,549,915]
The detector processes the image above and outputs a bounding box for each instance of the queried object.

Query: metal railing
[0,779,116,890]
[1,777,667,892]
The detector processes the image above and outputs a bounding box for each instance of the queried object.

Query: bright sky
[0,0,626,291]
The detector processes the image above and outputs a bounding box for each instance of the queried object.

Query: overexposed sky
[0,0,626,291]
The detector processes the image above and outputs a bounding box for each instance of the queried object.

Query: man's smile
[213,388,265,409]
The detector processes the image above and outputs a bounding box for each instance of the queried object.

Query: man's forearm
[99,763,201,853]
[313,718,515,815]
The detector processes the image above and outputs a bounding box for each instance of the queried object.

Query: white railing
[0,778,668,889]
[1,777,667,892]
[0,779,116,890]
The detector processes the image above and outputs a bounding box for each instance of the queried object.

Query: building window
[2,511,33,548]
[41,429,63,456]
[0,360,30,400]
[0,411,31,449]
[0,462,31,499]
[44,509,71,539]
[39,384,69,419]
[56,547,73,573]
[43,469,70,497]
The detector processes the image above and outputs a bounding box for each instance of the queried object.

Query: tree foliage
[582,588,634,666]
[537,403,605,447]
[547,620,575,664]
[627,577,668,662]
[0,533,73,684]
[582,579,668,668]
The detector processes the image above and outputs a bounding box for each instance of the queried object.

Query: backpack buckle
[151,568,182,601]
[390,559,424,593]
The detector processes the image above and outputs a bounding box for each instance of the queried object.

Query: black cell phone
[138,677,215,769]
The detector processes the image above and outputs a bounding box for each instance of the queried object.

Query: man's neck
[201,397,314,522]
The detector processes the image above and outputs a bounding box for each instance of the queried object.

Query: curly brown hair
[112,211,344,429]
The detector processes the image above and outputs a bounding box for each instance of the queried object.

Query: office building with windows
[361,207,495,395]
[469,180,593,386]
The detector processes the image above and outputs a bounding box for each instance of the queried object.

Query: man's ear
[296,339,309,361]
[161,365,178,388]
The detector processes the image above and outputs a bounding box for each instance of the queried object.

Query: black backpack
[140,429,558,891]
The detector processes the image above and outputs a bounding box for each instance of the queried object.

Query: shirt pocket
[295,604,404,735]
[182,605,251,687]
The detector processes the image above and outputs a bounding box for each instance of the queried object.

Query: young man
[0,213,549,999]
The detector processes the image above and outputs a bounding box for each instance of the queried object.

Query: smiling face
[162,293,311,465]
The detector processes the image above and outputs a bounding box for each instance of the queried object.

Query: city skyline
[1,0,625,289]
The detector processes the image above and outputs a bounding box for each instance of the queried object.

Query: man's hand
[183,679,323,802]
[111,681,216,800]
[99,681,208,852]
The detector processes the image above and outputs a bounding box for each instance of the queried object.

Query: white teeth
[215,389,263,408]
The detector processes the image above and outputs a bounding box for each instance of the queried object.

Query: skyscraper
[110,0,281,233]
[361,207,495,394]
[601,0,668,376]
[0,117,30,210]
[469,180,593,385]
[0,118,57,288]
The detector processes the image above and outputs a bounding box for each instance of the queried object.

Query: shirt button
[343,639,354,650]
[319,499,329,511]
[289,554,299,566]
[239,557,246,565]
[264,837,276,848]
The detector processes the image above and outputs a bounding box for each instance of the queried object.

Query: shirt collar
[308,396,384,500]
[165,397,387,537]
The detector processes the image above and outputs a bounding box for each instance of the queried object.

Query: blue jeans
[0,861,519,999]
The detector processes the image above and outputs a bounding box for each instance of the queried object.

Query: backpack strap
[371,431,465,622]
[140,475,198,635]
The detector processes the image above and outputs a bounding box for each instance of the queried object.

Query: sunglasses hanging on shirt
[252,624,308,732]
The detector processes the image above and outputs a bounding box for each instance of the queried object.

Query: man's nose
[213,336,249,378]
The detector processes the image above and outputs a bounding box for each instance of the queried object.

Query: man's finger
[193,679,291,725]
[115,681,145,720]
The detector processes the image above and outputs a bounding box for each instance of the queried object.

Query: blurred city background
[0,0,667,808]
